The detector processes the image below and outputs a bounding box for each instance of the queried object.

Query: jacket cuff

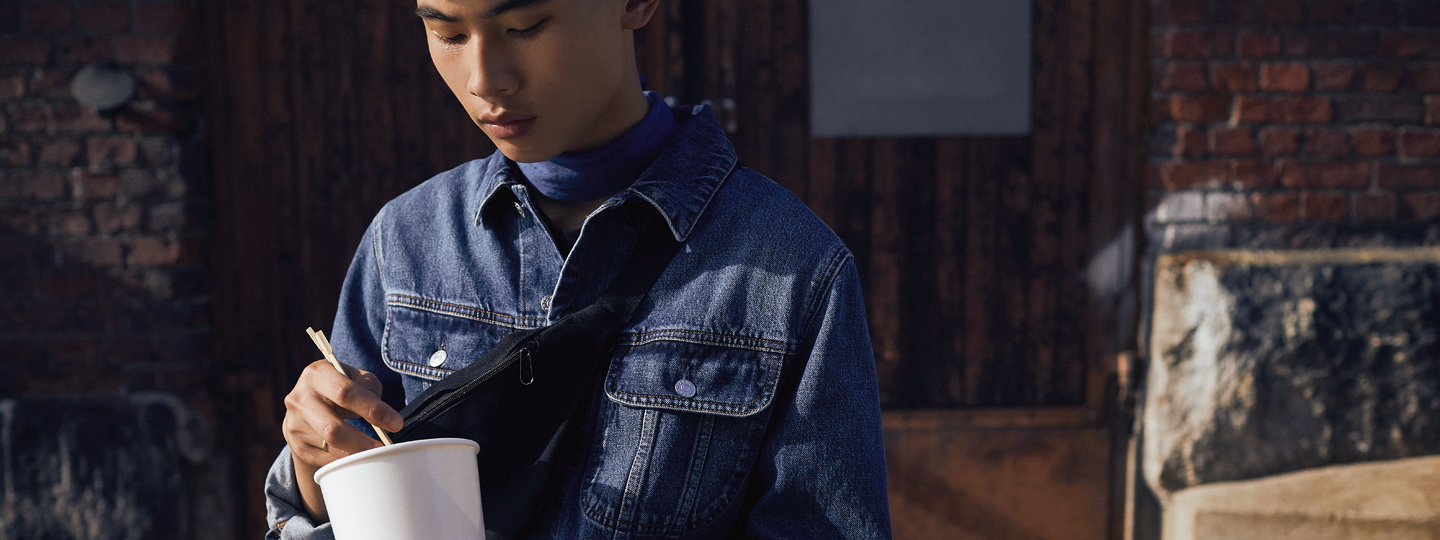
[264,445,334,540]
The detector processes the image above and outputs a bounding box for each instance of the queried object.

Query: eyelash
[433,18,547,43]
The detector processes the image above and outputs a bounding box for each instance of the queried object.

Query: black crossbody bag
[389,206,681,539]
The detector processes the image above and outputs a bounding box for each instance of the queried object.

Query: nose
[465,38,518,98]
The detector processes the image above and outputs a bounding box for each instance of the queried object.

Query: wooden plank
[885,424,1113,540]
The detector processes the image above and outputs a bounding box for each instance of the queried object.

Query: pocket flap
[604,336,785,417]
[383,302,512,381]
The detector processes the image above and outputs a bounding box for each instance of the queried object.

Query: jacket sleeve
[263,214,401,539]
[741,253,894,539]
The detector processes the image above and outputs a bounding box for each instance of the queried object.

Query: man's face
[417,0,646,163]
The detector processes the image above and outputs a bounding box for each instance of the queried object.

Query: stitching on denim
[387,294,547,322]
[617,328,792,349]
[380,357,453,381]
[386,297,543,329]
[606,352,782,416]
[615,335,790,356]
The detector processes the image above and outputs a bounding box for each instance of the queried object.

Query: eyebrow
[415,0,553,22]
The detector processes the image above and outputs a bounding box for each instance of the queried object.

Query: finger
[352,369,384,399]
[297,391,386,454]
[316,366,404,433]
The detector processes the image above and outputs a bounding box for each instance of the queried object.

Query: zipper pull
[518,347,534,385]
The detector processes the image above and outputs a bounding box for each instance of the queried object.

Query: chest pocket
[581,332,790,537]
[381,300,530,401]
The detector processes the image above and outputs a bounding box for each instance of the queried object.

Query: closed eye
[507,18,547,37]
[433,29,466,43]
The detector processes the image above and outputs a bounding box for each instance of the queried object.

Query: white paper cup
[314,438,483,540]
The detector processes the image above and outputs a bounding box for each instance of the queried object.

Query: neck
[517,90,678,229]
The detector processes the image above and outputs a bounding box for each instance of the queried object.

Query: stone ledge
[1164,455,1440,540]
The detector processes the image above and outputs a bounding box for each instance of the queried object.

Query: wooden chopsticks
[306,327,394,446]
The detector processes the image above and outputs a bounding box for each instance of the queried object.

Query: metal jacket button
[428,349,447,367]
[540,295,552,311]
[674,379,697,398]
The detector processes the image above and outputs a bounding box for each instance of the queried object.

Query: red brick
[70,171,117,201]
[137,138,173,167]
[147,202,189,231]
[1157,94,1233,123]
[116,36,176,65]
[1235,95,1332,124]
[1157,29,1235,59]
[7,102,112,134]
[1260,62,1308,92]
[1359,62,1405,92]
[1312,62,1356,90]
[48,209,92,236]
[1284,31,1378,56]
[118,170,186,200]
[1400,193,1440,222]
[37,138,83,167]
[1279,161,1370,189]
[1351,126,1397,156]
[116,101,192,135]
[1210,126,1257,155]
[0,37,51,65]
[1158,62,1209,91]
[25,3,73,32]
[2,305,67,333]
[94,203,142,233]
[1251,192,1299,222]
[87,136,138,170]
[79,2,130,34]
[1259,126,1302,154]
[0,208,40,234]
[1206,192,1253,221]
[127,237,178,267]
[1230,160,1278,188]
[17,170,66,200]
[1237,29,1281,58]
[0,74,23,100]
[55,36,112,64]
[1258,0,1305,24]
[1301,128,1350,157]
[1429,95,1440,125]
[1411,63,1440,92]
[1334,95,1424,122]
[28,69,71,99]
[67,237,124,266]
[136,3,192,32]
[1302,192,1349,222]
[1381,32,1440,59]
[1159,161,1229,190]
[1158,125,1207,157]
[1210,62,1258,92]
[0,138,31,167]
[1353,193,1398,223]
[1400,128,1440,158]
[1378,163,1440,188]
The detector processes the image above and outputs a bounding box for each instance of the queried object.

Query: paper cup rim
[313,437,479,484]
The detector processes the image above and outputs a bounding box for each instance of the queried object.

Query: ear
[620,0,661,30]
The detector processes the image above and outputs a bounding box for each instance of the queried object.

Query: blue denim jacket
[264,105,892,539]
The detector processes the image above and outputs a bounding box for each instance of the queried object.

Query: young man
[264,0,892,537]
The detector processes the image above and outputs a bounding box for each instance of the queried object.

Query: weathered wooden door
[206,0,1147,537]
[631,2,1149,538]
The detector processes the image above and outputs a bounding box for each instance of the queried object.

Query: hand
[282,359,404,519]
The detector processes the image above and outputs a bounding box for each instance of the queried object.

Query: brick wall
[0,0,211,403]
[1150,0,1440,229]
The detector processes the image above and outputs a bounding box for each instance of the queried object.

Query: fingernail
[387,412,404,431]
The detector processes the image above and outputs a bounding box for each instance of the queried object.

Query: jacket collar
[475,103,737,242]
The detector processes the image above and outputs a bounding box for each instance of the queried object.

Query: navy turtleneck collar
[516,91,678,202]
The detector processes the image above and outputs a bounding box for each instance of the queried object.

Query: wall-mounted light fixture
[70,64,137,112]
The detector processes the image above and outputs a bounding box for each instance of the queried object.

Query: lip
[479,111,537,139]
